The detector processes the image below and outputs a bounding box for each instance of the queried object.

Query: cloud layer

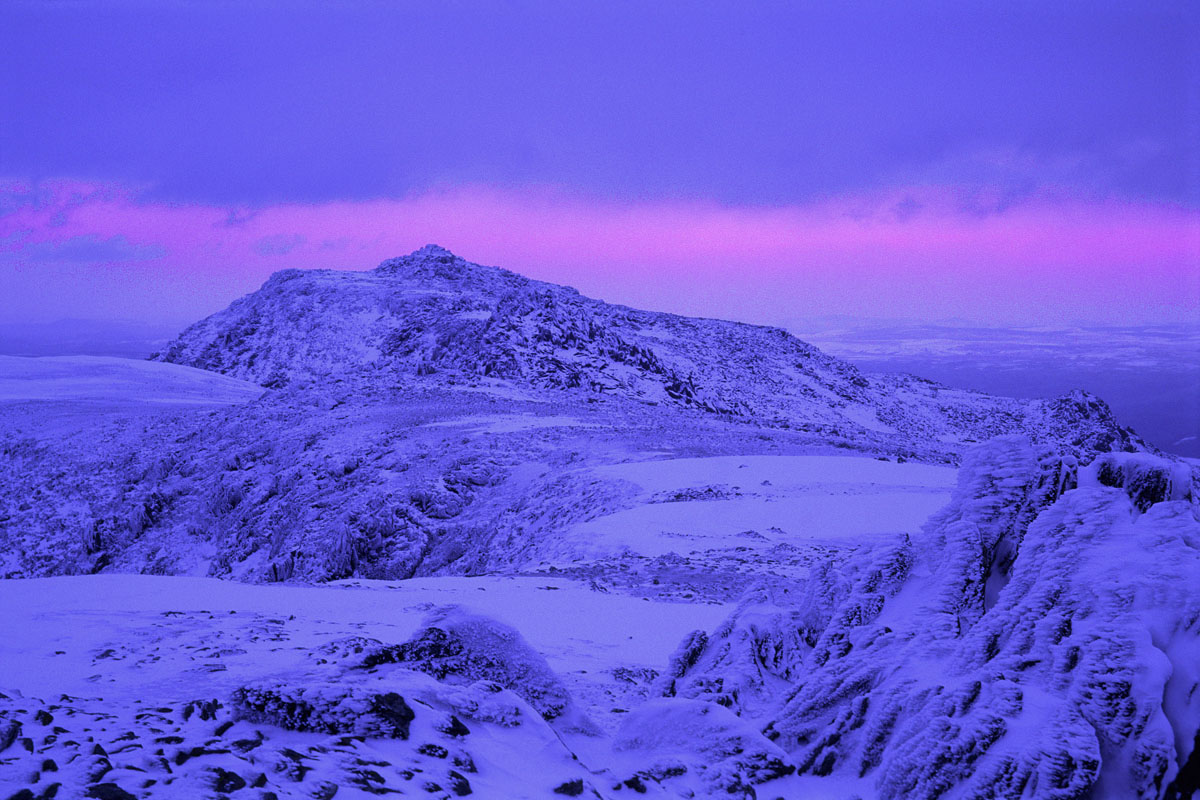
[2,179,1196,326]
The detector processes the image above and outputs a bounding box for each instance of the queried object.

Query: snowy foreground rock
[1,247,1197,798]
[664,440,1200,798]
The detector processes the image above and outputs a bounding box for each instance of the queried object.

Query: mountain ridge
[152,245,1147,461]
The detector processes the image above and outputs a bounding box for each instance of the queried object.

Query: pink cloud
[1,179,1197,325]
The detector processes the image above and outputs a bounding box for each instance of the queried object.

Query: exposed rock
[357,608,577,724]
[231,683,415,739]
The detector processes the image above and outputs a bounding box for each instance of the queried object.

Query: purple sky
[1,1,1197,327]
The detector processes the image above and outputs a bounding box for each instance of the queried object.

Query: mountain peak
[374,243,470,278]
[372,244,527,290]
[412,243,456,259]
[154,249,1148,461]
[378,243,462,268]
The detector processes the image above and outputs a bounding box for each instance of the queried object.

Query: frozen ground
[0,575,720,798]
[0,574,727,724]
[0,568,894,798]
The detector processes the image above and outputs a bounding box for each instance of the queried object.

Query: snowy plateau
[0,245,1197,800]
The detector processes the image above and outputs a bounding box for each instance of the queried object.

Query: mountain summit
[373,243,523,284]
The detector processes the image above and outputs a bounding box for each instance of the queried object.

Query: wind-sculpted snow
[659,439,1200,799]
[614,699,795,795]
[352,608,582,726]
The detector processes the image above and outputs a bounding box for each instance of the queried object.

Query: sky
[1,0,1198,328]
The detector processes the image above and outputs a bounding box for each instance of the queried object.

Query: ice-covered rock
[662,439,1200,799]
[615,698,795,796]
[231,681,416,738]
[355,608,581,725]
[0,661,585,799]
[1081,451,1195,511]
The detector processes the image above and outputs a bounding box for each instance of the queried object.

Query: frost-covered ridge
[659,442,1200,798]
[153,245,1146,457]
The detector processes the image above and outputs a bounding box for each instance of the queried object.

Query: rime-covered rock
[230,682,416,738]
[1081,451,1195,511]
[662,439,1200,799]
[356,608,579,724]
[615,698,795,796]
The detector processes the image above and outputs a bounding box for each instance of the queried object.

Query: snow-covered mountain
[1,246,1196,799]
[154,245,1146,458]
[0,247,1150,586]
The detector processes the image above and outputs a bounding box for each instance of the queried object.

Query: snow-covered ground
[0,574,731,799]
[556,455,955,559]
[421,413,599,434]
[0,355,261,405]
[0,574,727,714]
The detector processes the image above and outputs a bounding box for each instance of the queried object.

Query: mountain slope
[0,247,1157,586]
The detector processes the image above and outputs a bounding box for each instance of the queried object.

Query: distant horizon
[7,299,1200,335]
[2,192,1197,328]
